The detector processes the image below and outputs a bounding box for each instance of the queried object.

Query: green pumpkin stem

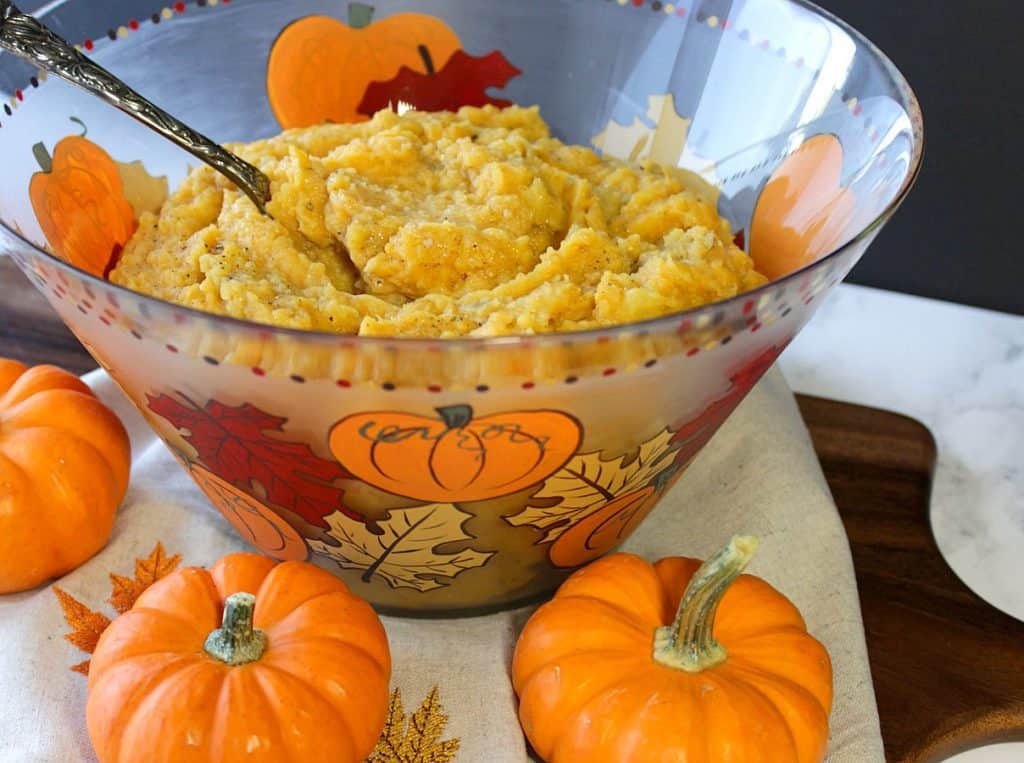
[652,535,758,672]
[203,592,267,666]
[348,2,374,29]
[69,116,88,136]
[437,404,473,430]
[32,142,52,173]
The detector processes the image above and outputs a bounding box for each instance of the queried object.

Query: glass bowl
[0,0,922,614]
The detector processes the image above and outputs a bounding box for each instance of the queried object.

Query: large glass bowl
[0,0,922,613]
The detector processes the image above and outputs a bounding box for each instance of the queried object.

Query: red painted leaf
[148,393,348,527]
[670,342,789,464]
[358,49,521,117]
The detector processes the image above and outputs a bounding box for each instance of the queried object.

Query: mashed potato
[111,105,765,337]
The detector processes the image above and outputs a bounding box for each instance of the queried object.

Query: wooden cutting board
[797,395,1024,762]
[2,258,1023,760]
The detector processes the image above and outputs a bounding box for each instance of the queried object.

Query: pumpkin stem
[652,535,758,672]
[436,404,473,430]
[32,142,52,173]
[347,2,374,29]
[69,116,88,136]
[203,592,267,666]
[417,44,435,75]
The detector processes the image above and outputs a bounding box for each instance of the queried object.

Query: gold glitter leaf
[371,687,460,763]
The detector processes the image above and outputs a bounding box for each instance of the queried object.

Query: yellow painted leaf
[115,159,169,218]
[309,504,493,592]
[371,687,460,763]
[591,93,720,206]
[508,428,679,542]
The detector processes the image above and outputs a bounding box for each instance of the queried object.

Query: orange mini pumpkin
[513,536,833,762]
[191,465,310,562]
[330,404,582,503]
[267,2,461,128]
[29,133,137,278]
[0,359,131,594]
[87,552,391,763]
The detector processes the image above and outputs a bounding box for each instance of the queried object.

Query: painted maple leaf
[591,92,721,207]
[148,393,348,528]
[54,542,182,674]
[358,48,521,117]
[671,343,789,465]
[114,159,168,219]
[310,504,493,592]
[371,687,460,763]
[508,429,680,543]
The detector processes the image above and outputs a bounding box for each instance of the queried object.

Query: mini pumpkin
[0,359,131,594]
[29,132,137,278]
[267,2,461,128]
[512,536,833,762]
[87,552,391,763]
[330,404,582,503]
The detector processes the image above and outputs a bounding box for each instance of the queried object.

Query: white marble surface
[779,283,1023,763]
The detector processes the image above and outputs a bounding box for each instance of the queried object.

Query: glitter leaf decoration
[52,588,111,675]
[53,542,182,674]
[107,542,182,614]
[370,687,460,763]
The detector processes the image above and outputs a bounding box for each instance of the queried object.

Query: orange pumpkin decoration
[547,463,685,568]
[191,466,310,562]
[267,3,461,128]
[548,486,658,568]
[749,134,856,279]
[29,130,137,278]
[87,552,391,763]
[330,404,582,503]
[0,359,131,594]
[513,536,833,762]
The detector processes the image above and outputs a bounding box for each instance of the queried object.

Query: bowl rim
[0,0,924,351]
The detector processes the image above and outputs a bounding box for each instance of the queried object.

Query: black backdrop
[817,0,1022,315]
[15,0,1023,314]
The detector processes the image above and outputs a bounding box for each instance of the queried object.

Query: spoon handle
[0,0,271,213]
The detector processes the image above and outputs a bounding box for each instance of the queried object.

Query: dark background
[817,0,1022,315]
[16,0,1023,315]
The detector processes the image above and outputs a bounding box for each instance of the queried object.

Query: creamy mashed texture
[111,105,766,337]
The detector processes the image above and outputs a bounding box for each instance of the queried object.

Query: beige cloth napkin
[0,366,883,762]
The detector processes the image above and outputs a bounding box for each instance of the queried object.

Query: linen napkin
[0,366,884,762]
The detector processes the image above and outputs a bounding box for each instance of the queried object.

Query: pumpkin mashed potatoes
[111,105,766,337]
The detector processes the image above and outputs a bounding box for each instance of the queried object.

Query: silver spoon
[0,0,272,213]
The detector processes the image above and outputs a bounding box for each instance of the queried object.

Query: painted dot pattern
[24,251,839,390]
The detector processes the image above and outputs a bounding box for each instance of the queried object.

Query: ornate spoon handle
[0,0,271,213]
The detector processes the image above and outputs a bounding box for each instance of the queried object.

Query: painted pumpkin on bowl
[29,130,136,278]
[547,485,660,568]
[512,536,833,762]
[749,134,856,279]
[267,2,461,128]
[87,552,392,763]
[330,404,582,503]
[0,359,130,594]
[190,465,310,562]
